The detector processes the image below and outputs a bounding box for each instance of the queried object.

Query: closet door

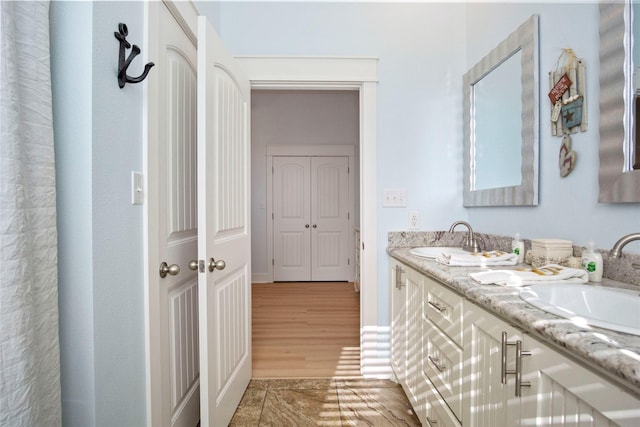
[273,157,311,281]
[311,157,351,281]
[272,156,351,282]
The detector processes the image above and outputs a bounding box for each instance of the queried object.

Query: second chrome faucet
[610,233,640,258]
[448,220,481,253]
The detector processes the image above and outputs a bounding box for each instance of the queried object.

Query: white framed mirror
[599,2,640,203]
[463,15,539,206]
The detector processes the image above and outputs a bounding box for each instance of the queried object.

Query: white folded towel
[469,264,589,287]
[436,250,518,267]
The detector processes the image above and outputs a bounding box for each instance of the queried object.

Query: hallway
[244,282,420,425]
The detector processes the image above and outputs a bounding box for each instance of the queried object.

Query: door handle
[312,224,317,228]
[208,258,226,272]
[305,224,310,228]
[159,262,180,278]
[188,260,198,271]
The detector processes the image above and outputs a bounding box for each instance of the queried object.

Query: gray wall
[52,1,146,426]
[49,1,640,425]
[464,2,640,252]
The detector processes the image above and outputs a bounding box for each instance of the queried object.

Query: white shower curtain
[0,1,62,426]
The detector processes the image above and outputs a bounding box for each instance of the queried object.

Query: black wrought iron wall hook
[114,23,154,88]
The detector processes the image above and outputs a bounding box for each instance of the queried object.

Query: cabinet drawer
[422,317,463,421]
[424,372,462,427]
[424,276,464,347]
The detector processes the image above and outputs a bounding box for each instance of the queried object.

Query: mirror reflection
[473,51,522,190]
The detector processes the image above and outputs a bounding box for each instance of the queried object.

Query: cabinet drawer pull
[428,355,447,372]
[428,300,447,313]
[501,331,516,384]
[515,340,531,397]
[426,416,438,425]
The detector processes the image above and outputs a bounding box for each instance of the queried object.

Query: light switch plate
[131,171,144,205]
[382,189,407,207]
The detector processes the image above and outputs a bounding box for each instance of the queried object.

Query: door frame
[237,56,385,377]
[267,145,356,282]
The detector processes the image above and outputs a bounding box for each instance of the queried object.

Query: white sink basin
[409,246,468,259]
[519,283,640,335]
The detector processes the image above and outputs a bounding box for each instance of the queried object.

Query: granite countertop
[388,246,640,396]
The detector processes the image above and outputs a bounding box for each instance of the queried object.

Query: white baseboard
[251,273,271,283]
[360,326,392,379]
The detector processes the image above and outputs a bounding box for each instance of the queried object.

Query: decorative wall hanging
[548,48,587,136]
[114,23,154,89]
[548,48,586,178]
[559,134,577,177]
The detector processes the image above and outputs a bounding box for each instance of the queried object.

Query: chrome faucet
[448,220,481,253]
[609,233,640,258]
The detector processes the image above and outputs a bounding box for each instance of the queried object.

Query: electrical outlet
[409,211,419,230]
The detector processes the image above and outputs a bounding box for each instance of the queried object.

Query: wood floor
[251,282,361,378]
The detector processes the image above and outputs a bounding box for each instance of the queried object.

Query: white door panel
[168,280,199,427]
[311,157,350,280]
[197,16,251,427]
[146,3,199,426]
[273,157,311,281]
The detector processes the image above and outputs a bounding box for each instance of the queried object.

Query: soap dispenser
[581,240,603,283]
[512,233,525,263]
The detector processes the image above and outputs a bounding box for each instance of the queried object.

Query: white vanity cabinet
[390,257,640,427]
[422,276,464,426]
[390,259,407,386]
[390,260,427,418]
[405,265,425,410]
[464,300,640,426]
[523,333,640,426]
[462,300,528,426]
[390,259,464,426]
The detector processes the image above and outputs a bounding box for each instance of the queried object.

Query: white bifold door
[273,156,351,282]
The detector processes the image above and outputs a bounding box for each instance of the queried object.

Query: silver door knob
[159,262,180,278]
[188,260,198,271]
[208,258,226,272]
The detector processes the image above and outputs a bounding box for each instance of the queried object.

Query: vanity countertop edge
[387,246,640,396]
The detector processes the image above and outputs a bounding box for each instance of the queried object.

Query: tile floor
[229,377,421,426]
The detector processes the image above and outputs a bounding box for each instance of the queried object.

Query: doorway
[251,90,359,284]
[237,56,383,377]
[250,91,359,375]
